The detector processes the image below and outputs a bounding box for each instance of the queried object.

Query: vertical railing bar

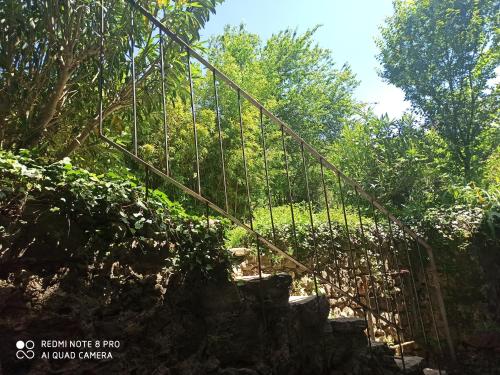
[379,209,414,340]
[360,195,406,371]
[145,166,149,201]
[388,231,404,329]
[396,222,428,346]
[415,239,444,373]
[337,173,372,352]
[354,187,376,354]
[237,92,265,329]
[130,4,138,155]
[387,217,410,352]
[415,240,443,351]
[280,124,299,255]
[213,69,229,213]
[371,203,396,317]
[320,161,342,289]
[260,107,276,242]
[159,28,170,175]
[206,202,210,229]
[371,207,408,369]
[337,174,359,295]
[98,0,104,136]
[238,89,252,228]
[256,240,263,280]
[237,89,262,280]
[186,49,201,195]
[355,188,381,326]
[387,223,401,328]
[300,142,320,306]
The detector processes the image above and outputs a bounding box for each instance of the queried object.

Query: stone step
[370,341,395,355]
[395,355,425,374]
[234,274,272,283]
[329,317,367,333]
[229,247,252,258]
[235,274,292,308]
[289,295,317,305]
[289,295,330,329]
[423,368,446,375]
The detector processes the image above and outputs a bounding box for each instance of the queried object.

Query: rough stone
[330,316,368,333]
[0,261,424,375]
[229,247,252,258]
[289,295,330,329]
[423,368,447,375]
[218,367,259,375]
[396,355,426,374]
[236,274,292,308]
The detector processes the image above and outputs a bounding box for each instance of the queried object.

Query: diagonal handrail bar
[126,0,434,258]
[100,134,399,330]
[100,0,455,361]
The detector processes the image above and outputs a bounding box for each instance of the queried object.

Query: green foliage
[260,27,360,147]
[197,25,360,210]
[377,0,500,181]
[484,146,500,189]
[227,203,371,264]
[327,108,499,220]
[205,24,359,148]
[107,24,362,218]
[0,149,230,280]
[330,113,427,211]
[414,198,500,333]
[0,0,222,155]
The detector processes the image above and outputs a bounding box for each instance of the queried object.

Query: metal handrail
[97,0,455,362]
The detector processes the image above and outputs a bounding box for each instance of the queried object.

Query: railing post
[129,4,138,156]
[213,70,229,213]
[319,160,342,289]
[159,29,170,176]
[419,240,456,362]
[186,49,202,195]
[259,108,276,242]
[280,125,299,256]
[98,0,104,136]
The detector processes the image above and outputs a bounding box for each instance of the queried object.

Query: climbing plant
[0,149,231,280]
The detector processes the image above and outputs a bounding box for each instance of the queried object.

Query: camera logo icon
[16,340,35,359]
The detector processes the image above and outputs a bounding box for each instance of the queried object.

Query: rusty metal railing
[96,0,455,369]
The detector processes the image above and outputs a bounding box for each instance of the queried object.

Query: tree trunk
[61,116,100,158]
[59,56,160,159]
[22,64,72,149]
[59,102,127,158]
[463,146,472,182]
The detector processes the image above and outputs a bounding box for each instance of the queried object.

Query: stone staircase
[219,273,428,375]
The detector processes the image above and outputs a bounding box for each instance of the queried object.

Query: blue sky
[199,0,410,118]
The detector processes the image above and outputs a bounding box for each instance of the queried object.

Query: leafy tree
[261,27,359,148]
[377,0,499,181]
[328,111,466,214]
[0,0,221,156]
[197,25,359,212]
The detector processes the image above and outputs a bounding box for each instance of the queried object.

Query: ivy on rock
[0,150,231,282]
